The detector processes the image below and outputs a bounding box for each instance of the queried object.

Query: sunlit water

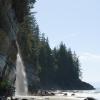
[15,54,28,96]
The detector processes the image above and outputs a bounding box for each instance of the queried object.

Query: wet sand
[13,95,85,100]
[13,90,98,100]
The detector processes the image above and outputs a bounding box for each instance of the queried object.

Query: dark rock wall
[0,0,18,83]
[0,0,38,91]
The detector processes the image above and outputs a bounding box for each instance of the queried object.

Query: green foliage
[0,80,15,96]
[53,43,81,87]
[13,0,82,90]
[36,34,81,88]
[12,0,36,22]
[16,4,41,92]
[38,35,55,85]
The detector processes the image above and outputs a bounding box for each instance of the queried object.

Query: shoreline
[12,95,85,100]
[9,90,98,100]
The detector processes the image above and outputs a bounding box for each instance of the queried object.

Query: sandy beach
[13,95,85,100]
[13,90,99,100]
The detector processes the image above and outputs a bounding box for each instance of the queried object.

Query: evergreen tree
[39,34,55,86]
[14,0,82,89]
[52,43,81,87]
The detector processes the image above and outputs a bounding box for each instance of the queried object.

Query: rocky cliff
[0,0,38,92]
[0,0,18,84]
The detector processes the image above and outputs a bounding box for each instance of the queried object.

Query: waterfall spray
[15,54,28,96]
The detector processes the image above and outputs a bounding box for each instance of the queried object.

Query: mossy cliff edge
[0,0,38,93]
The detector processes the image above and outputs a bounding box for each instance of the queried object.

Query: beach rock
[64,93,67,96]
[22,99,28,100]
[71,93,75,96]
[50,92,55,96]
[84,97,96,100]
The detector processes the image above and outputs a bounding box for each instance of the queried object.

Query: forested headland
[0,0,94,96]
[22,9,94,90]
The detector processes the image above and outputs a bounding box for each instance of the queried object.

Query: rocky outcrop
[63,80,95,90]
[39,80,94,90]
[0,0,38,92]
[0,0,18,84]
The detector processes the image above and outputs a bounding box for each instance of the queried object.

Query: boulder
[84,97,96,100]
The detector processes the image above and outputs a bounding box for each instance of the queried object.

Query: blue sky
[33,0,100,87]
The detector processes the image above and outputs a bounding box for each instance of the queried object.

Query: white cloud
[79,52,100,62]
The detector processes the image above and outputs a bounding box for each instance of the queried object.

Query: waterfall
[15,54,28,96]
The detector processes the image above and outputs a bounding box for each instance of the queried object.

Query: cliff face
[0,0,38,91]
[0,0,18,83]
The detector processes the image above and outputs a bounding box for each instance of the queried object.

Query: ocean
[77,89,100,99]
[56,89,100,100]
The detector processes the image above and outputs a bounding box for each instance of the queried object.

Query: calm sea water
[59,89,100,100]
[80,88,100,100]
